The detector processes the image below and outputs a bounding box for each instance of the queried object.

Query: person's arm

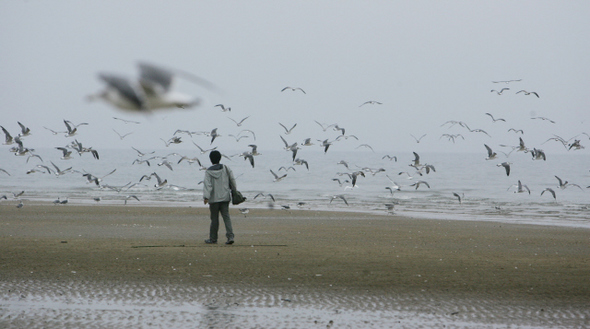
[203,172,211,204]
